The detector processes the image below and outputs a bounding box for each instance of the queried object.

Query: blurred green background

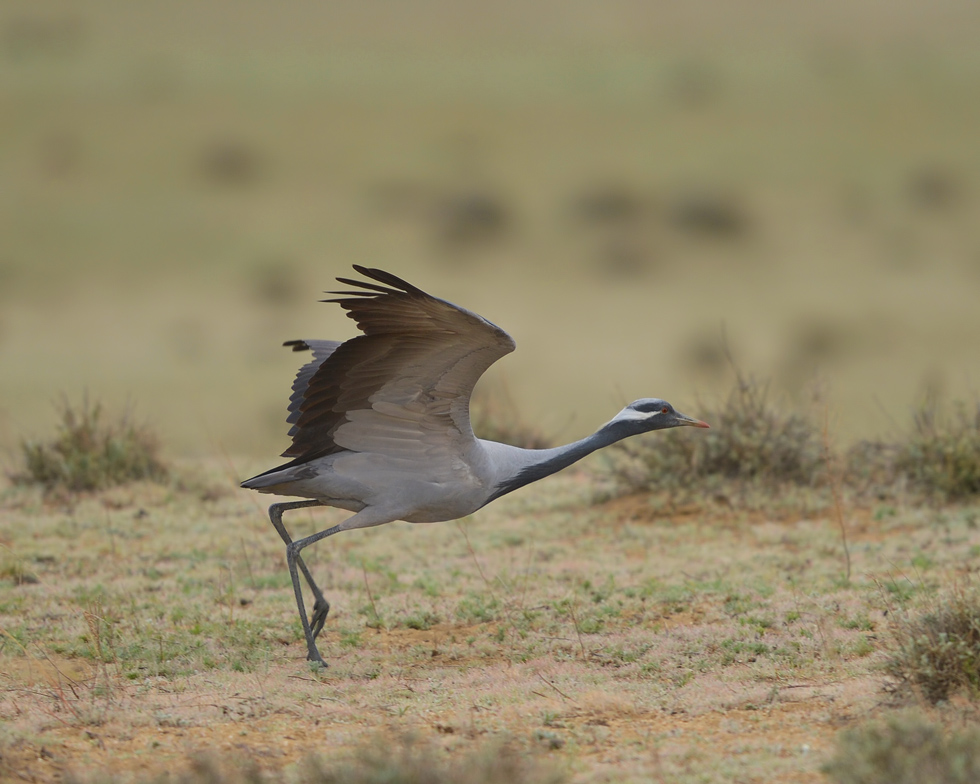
[1,0,979,461]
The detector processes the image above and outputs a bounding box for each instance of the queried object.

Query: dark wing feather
[280,265,516,465]
[282,339,343,437]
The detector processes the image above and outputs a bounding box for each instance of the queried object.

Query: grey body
[244,433,613,524]
[241,266,708,666]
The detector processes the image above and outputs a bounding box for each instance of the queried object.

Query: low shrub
[885,584,980,704]
[823,710,980,784]
[12,397,168,493]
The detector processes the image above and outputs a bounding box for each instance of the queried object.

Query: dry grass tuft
[823,710,980,784]
[603,371,823,498]
[885,584,980,704]
[11,396,169,493]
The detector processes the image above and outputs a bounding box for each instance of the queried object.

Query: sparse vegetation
[824,711,980,784]
[604,371,823,497]
[885,584,980,704]
[12,398,168,493]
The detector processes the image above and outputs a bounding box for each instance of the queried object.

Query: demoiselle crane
[242,266,709,666]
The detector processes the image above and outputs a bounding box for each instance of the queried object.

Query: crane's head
[610,398,710,434]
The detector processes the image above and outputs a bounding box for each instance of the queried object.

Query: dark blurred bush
[249,257,304,306]
[667,190,748,239]
[567,183,657,279]
[62,737,565,784]
[569,184,647,227]
[198,139,264,186]
[303,736,565,784]
[824,711,980,784]
[2,14,85,60]
[907,166,962,212]
[433,190,510,249]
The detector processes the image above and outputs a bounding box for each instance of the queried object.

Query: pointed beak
[675,411,710,428]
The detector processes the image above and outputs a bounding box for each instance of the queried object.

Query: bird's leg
[268,501,330,639]
[286,523,345,666]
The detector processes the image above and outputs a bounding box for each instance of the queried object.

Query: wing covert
[279,266,515,466]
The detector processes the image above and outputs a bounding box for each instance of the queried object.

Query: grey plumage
[242,265,708,666]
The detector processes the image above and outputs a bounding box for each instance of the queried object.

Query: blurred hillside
[1,0,979,459]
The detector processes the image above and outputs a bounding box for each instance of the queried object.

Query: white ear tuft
[614,406,659,423]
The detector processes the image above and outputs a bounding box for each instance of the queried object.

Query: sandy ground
[3,469,972,783]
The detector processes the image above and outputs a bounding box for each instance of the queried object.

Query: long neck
[483,420,633,504]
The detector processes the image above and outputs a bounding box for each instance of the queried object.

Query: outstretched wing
[279,265,516,468]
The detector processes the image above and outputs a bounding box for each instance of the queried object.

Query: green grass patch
[455,592,499,624]
[838,613,874,631]
[401,610,440,630]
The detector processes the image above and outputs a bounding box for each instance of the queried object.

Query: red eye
[661,406,669,414]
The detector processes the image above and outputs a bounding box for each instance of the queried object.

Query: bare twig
[518,540,534,613]
[455,520,494,597]
[537,672,576,703]
[239,537,256,589]
[566,598,589,660]
[361,561,382,628]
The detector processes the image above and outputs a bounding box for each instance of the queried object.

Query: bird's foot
[310,597,330,640]
[306,647,328,669]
